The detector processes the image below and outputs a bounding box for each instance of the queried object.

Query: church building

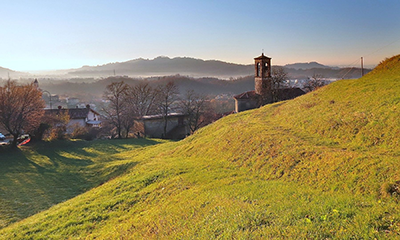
[234,54,305,112]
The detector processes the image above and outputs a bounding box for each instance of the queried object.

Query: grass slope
[0,139,165,228]
[1,55,400,239]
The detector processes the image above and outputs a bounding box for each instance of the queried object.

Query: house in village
[134,113,189,139]
[234,54,305,112]
[34,79,101,132]
[44,105,101,133]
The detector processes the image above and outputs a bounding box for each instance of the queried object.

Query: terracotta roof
[233,90,259,100]
[275,88,306,100]
[234,88,305,101]
[254,53,271,60]
[44,108,99,119]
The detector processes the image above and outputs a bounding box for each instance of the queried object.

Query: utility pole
[361,57,364,77]
[42,90,52,109]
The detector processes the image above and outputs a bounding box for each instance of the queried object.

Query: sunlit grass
[3,150,400,239]
[0,138,164,229]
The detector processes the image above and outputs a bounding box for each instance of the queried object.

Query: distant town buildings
[32,79,102,133]
[44,105,102,133]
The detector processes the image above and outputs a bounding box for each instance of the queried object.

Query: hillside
[65,56,369,79]
[1,55,400,239]
[68,56,254,78]
[0,67,29,79]
[284,61,332,70]
[0,139,166,228]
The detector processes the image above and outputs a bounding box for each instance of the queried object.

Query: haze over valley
[1,56,372,80]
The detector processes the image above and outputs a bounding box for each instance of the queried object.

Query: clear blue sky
[1,0,399,71]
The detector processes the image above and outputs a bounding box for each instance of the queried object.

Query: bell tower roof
[33,78,39,88]
[254,53,271,60]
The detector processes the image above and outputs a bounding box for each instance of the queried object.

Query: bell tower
[33,78,39,89]
[254,53,272,101]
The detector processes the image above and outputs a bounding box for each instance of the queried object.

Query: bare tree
[304,73,326,92]
[122,82,159,138]
[156,81,179,138]
[102,81,129,139]
[0,80,45,147]
[120,107,134,138]
[126,82,158,117]
[180,90,209,134]
[271,66,289,102]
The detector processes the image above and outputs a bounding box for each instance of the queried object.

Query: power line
[340,58,359,79]
[364,38,400,58]
[340,37,400,79]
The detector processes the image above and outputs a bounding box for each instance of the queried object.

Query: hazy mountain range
[68,56,253,78]
[284,61,339,70]
[0,66,28,78]
[1,56,371,79]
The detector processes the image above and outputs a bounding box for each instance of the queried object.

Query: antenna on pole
[361,57,364,77]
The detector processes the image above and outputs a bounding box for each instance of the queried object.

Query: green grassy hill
[0,139,165,228]
[1,55,400,239]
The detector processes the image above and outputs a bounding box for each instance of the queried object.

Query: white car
[0,132,8,145]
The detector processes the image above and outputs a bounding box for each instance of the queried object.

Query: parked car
[17,134,30,144]
[0,132,9,145]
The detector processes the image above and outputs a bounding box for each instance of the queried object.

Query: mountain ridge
[0,66,28,79]
[284,61,337,70]
[1,56,371,79]
[67,56,370,79]
[68,56,254,78]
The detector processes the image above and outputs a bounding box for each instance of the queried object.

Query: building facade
[44,105,101,133]
[134,113,189,139]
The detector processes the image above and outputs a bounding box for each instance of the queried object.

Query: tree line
[0,73,326,148]
[0,79,214,148]
[102,80,211,139]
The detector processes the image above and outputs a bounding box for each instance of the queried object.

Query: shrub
[71,126,100,141]
[48,126,68,141]
[380,181,400,198]
[71,126,89,139]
